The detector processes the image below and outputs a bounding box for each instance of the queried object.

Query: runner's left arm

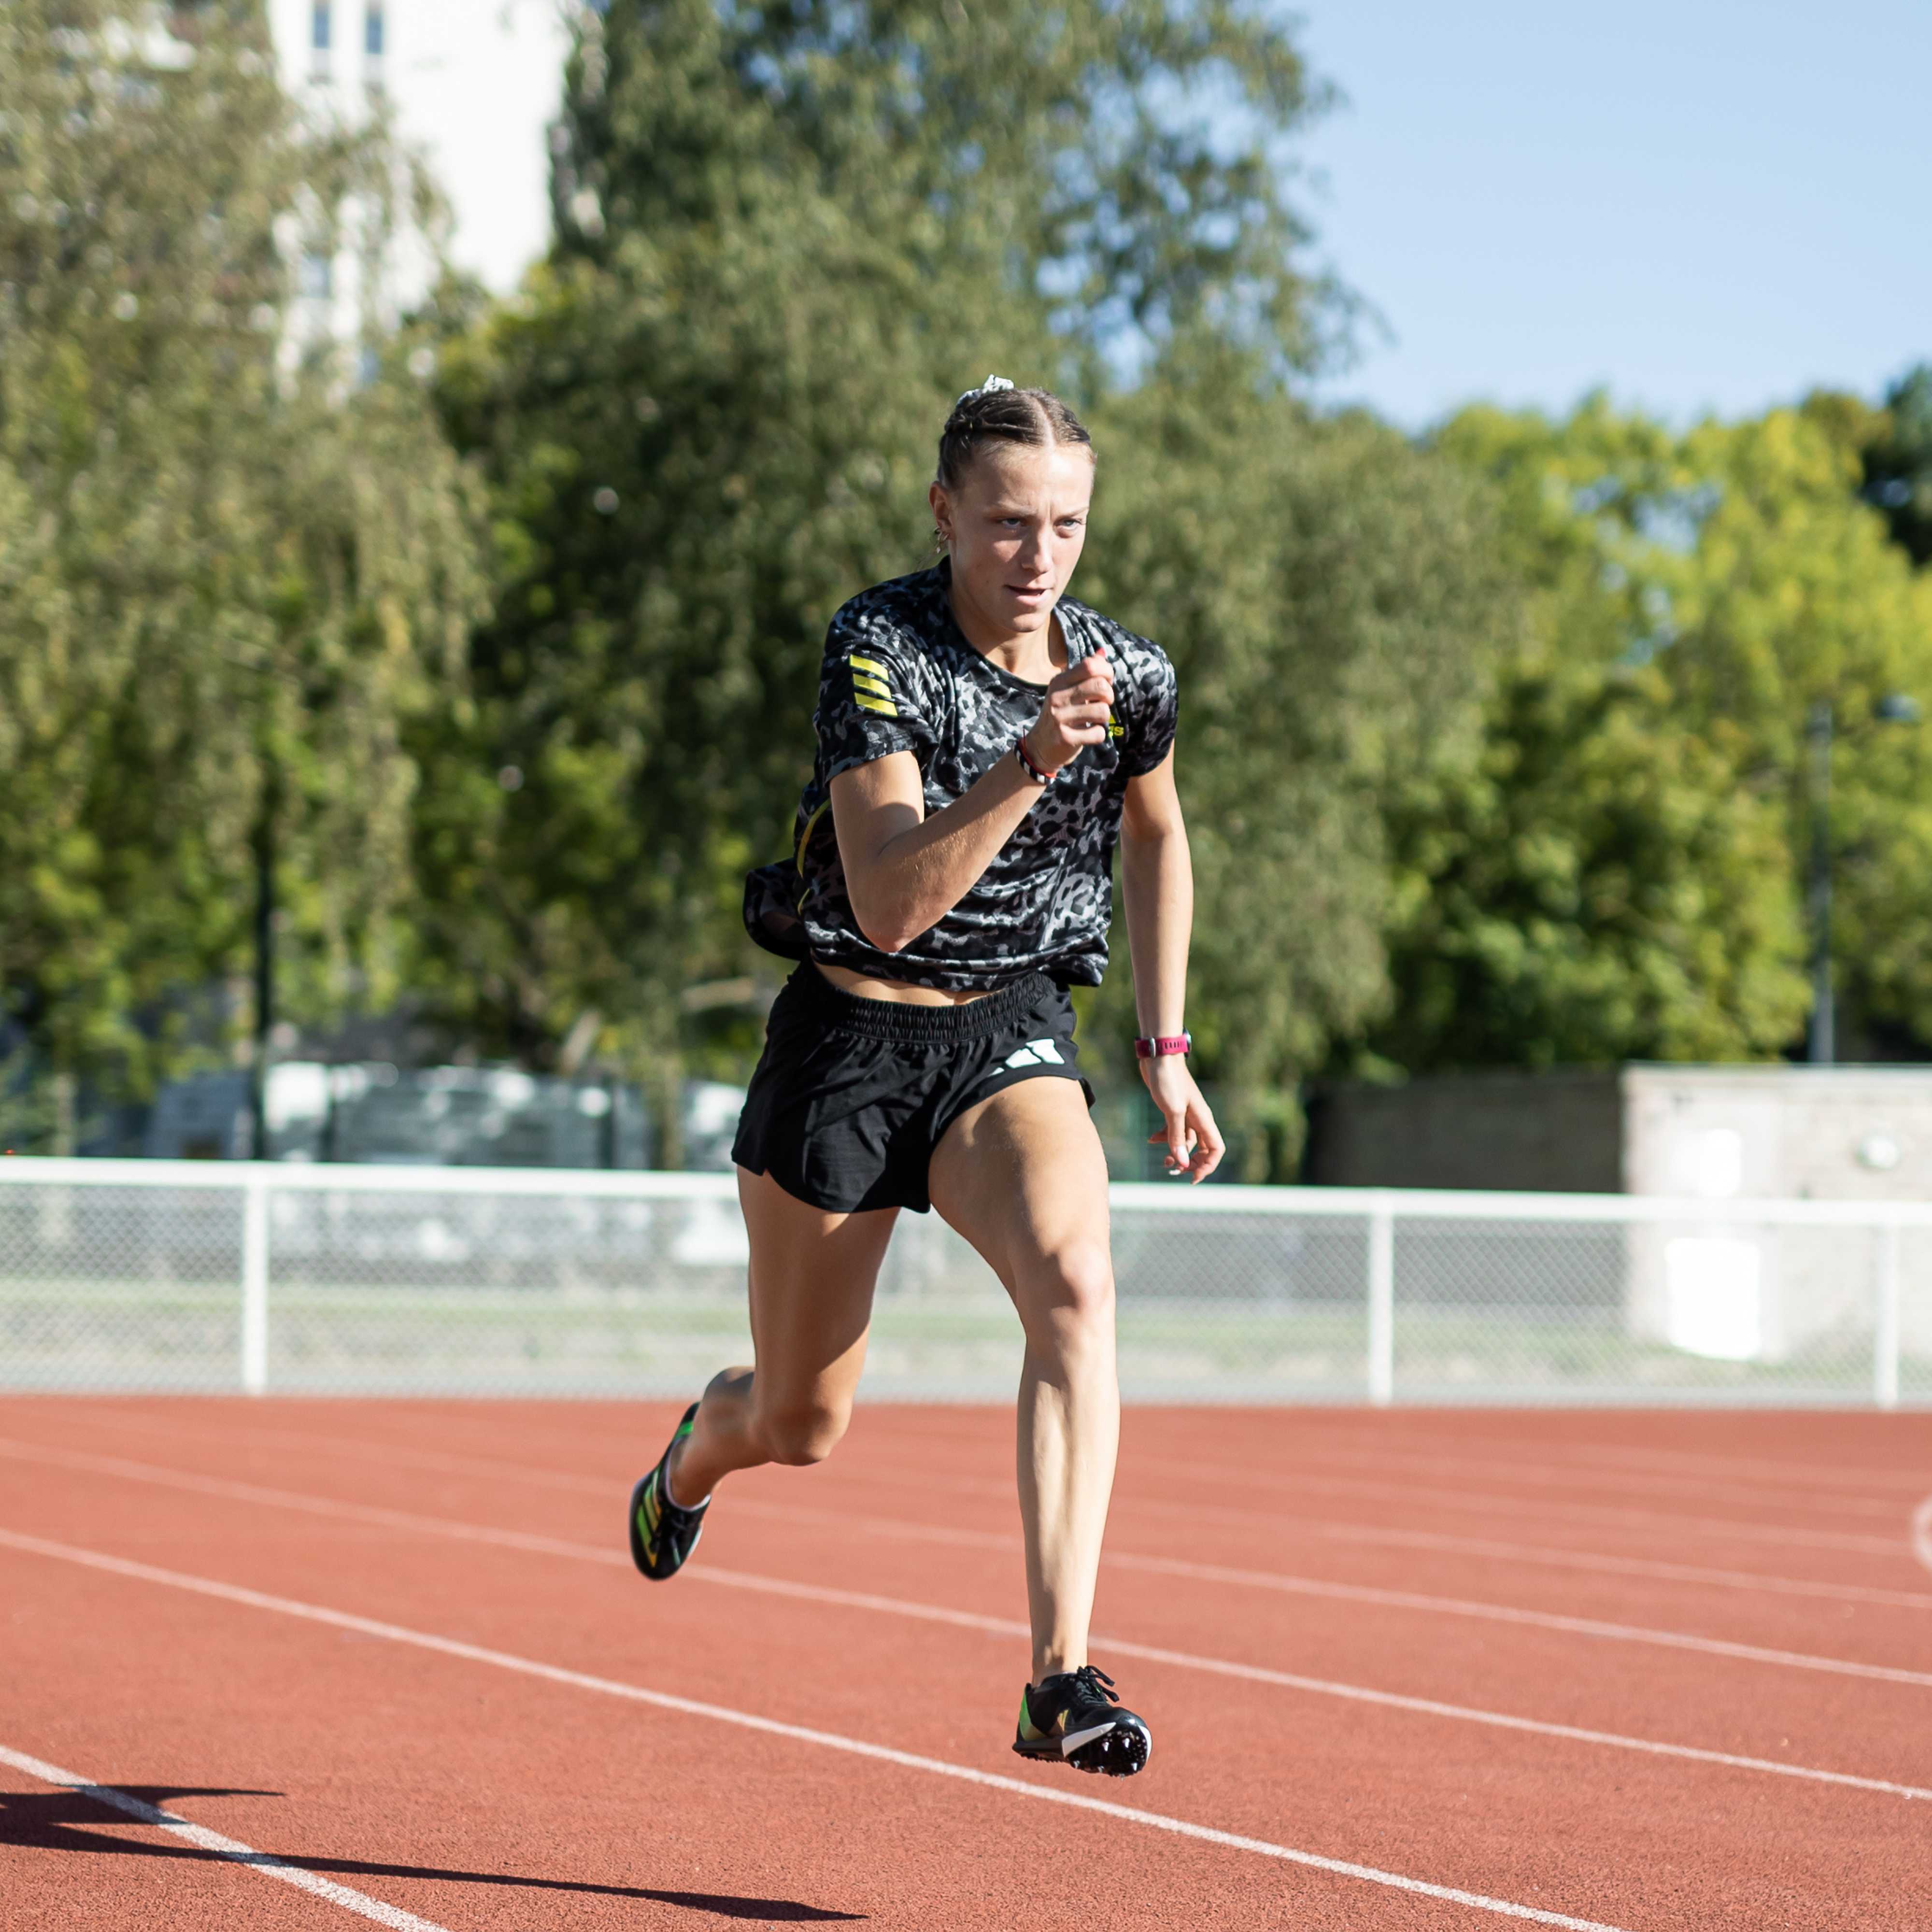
[1120,751,1225,1182]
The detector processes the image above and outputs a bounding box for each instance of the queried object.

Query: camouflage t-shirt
[742,562,1179,991]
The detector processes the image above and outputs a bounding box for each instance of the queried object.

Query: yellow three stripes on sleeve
[848,653,898,718]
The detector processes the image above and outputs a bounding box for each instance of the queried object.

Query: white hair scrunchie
[954,374,1017,406]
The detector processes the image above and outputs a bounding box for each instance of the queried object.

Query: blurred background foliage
[4,0,1932,1173]
[0,0,485,1106]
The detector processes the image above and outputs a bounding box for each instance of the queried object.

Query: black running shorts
[731,964,1094,1214]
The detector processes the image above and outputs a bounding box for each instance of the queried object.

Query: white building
[264,0,571,306]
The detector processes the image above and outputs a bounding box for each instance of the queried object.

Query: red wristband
[1013,735,1053,785]
[1134,1033,1192,1059]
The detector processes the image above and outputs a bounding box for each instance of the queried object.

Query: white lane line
[36,1417,1919,1592]
[358,1438,1932,1609]
[37,1408,1916,1560]
[1126,1460,1914,1560]
[0,1742,450,1932]
[14,1435,1929,1679]
[4,1442,1926,1802]
[1314,1430,1932,1498]
[1107,1551,1932,1689]
[745,1487,1932,1653]
[1914,1497,1932,1578]
[1203,1442,1917,1521]
[63,1401,1924,1506]
[764,1440,1919,1561]
[771,1490,1932,1613]
[0,1529,1629,1932]
[690,1571,1932,1804]
[1304,1520,1932,1612]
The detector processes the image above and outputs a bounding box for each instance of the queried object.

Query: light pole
[250,762,279,1159]
[1806,701,1833,1065]
[1807,693,1921,1065]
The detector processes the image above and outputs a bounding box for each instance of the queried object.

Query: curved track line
[1914,1496,1932,1577]
[0,1743,449,1932]
[3,1442,1926,1801]
[1110,1549,1932,1689]
[0,1529,1631,1932]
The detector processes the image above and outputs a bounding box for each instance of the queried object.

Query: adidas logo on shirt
[1003,1038,1065,1069]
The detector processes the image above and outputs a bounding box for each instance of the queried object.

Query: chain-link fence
[0,1159,1923,1403]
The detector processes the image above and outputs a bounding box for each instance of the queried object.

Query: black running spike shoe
[1012,1666,1151,1777]
[627,1403,709,1581]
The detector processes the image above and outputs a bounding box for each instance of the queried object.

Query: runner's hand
[1142,1054,1225,1183]
[1024,644,1114,775]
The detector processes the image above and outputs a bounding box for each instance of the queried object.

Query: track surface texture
[2,1398,1929,1930]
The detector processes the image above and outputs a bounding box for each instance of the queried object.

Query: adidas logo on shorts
[1003,1038,1065,1069]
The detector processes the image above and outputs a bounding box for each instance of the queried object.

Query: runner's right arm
[832,648,1113,953]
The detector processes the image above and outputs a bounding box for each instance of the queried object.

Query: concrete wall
[1303,1070,1623,1193]
[1307,1062,1932,1199]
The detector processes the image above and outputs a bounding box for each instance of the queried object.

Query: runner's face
[931,443,1094,641]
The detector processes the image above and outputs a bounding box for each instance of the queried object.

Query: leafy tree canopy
[1080,342,1510,1110]
[554,0,1337,370]
[423,0,1344,1078]
[1368,395,1932,1073]
[0,0,485,1093]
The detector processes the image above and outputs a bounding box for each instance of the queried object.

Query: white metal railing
[0,1158,1924,1405]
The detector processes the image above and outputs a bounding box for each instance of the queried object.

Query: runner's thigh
[926,1078,1111,1293]
[738,1165,897,1415]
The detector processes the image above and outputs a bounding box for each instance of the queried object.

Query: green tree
[1079,344,1511,1133]
[422,0,1338,1074]
[0,1,484,1113]
[1372,395,1932,1074]
[1667,405,1932,1050]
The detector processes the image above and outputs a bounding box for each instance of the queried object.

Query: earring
[932,526,947,554]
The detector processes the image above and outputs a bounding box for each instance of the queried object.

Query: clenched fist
[1024,643,1114,776]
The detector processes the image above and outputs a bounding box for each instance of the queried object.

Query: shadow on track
[0,1785,867,1919]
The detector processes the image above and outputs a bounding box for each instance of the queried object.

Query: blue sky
[1293,1,1931,429]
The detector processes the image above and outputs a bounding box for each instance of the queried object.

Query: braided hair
[936,376,1094,491]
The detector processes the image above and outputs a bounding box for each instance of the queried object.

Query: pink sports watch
[1134,1033,1193,1059]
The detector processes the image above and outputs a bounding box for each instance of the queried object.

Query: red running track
[3,1398,1930,1929]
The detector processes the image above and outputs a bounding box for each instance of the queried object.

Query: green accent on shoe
[1017,1688,1046,1743]
[628,1403,708,1583]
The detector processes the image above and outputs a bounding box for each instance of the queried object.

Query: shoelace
[1059,1665,1120,1708]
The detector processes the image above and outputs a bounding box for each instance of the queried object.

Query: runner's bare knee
[756,1396,851,1466]
[1018,1240,1114,1352]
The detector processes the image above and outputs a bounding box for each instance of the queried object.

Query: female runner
[627,377,1223,1776]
